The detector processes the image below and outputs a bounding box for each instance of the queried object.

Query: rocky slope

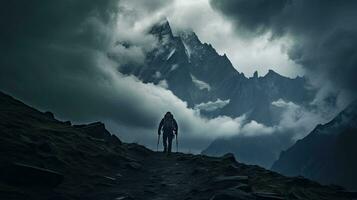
[272,100,357,190]
[1,91,355,200]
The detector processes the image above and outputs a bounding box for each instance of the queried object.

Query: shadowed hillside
[272,100,357,190]
[0,91,356,200]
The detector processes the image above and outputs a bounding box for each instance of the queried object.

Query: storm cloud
[210,0,357,104]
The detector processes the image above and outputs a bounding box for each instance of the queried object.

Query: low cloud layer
[271,99,331,141]
[194,99,230,112]
[190,74,211,91]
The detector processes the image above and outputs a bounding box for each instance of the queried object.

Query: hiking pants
[163,131,174,153]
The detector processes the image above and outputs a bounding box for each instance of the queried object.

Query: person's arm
[158,119,164,135]
[173,119,178,135]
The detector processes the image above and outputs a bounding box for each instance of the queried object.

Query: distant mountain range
[118,19,316,168]
[119,20,314,125]
[272,100,357,190]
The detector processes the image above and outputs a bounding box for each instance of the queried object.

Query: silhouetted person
[158,112,178,154]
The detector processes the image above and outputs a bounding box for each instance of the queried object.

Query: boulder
[222,153,237,163]
[44,111,55,119]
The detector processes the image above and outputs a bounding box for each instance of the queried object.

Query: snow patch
[166,49,176,60]
[191,74,211,91]
[170,64,179,71]
[182,41,192,61]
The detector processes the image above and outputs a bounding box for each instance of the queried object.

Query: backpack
[163,117,175,131]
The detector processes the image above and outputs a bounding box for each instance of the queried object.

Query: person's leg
[168,133,173,153]
[163,133,168,153]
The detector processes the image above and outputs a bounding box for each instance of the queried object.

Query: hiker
[158,112,178,154]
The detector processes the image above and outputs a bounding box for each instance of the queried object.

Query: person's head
[164,111,173,119]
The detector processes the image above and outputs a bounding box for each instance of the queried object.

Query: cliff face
[272,101,357,190]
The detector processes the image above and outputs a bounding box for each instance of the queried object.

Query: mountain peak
[149,19,173,40]
[253,71,258,78]
[266,69,279,76]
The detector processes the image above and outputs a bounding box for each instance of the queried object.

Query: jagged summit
[1,91,355,200]
[253,71,258,78]
[264,69,280,77]
[149,19,173,40]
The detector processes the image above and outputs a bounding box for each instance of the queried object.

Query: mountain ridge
[119,19,314,125]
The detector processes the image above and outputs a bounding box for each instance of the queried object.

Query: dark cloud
[0,0,117,49]
[210,0,288,35]
[0,0,155,128]
[0,0,152,149]
[210,0,357,101]
[119,0,170,13]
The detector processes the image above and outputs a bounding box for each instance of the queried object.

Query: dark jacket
[158,116,178,135]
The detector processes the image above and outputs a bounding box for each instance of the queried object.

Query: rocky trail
[111,152,197,200]
[88,150,357,200]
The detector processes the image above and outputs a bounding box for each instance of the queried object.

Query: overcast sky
[0,0,356,153]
